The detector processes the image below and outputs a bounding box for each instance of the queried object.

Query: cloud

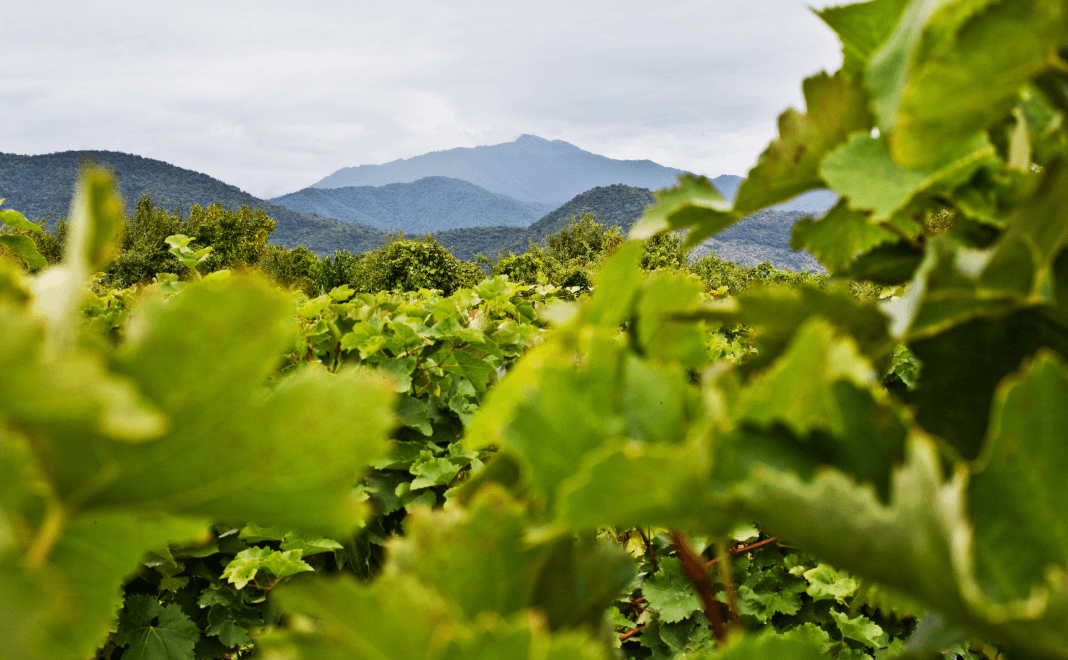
[2,0,843,199]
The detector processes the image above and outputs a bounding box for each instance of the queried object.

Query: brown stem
[714,541,741,630]
[705,536,780,567]
[671,531,726,644]
[619,625,648,642]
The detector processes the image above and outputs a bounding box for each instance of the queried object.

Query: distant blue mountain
[270,176,554,234]
[311,134,686,206]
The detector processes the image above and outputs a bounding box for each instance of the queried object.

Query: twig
[671,531,726,643]
[619,625,648,642]
[705,536,780,567]
[714,541,741,630]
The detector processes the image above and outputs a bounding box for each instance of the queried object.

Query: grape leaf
[820,132,995,222]
[410,457,463,490]
[804,564,858,604]
[817,0,911,73]
[968,351,1068,603]
[222,547,312,590]
[831,610,888,648]
[790,201,904,274]
[0,235,47,270]
[888,0,1068,169]
[628,173,735,246]
[733,70,871,215]
[114,595,199,660]
[641,557,703,624]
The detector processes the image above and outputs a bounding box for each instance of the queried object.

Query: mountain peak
[311,136,685,206]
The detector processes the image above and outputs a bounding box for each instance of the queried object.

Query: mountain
[0,150,385,254]
[691,210,824,272]
[311,134,686,206]
[270,176,554,234]
[437,182,825,272]
[526,184,657,242]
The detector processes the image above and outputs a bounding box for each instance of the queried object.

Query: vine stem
[670,531,727,644]
[705,536,780,567]
[714,541,741,630]
[619,625,648,642]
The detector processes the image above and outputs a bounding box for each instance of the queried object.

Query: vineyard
[4,0,1068,658]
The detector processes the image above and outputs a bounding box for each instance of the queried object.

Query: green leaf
[903,307,1068,460]
[817,0,911,72]
[640,557,702,623]
[709,632,829,660]
[0,205,41,231]
[790,200,901,273]
[968,351,1068,603]
[396,394,433,436]
[803,564,859,604]
[830,610,889,648]
[94,279,395,535]
[734,319,878,438]
[114,595,199,660]
[222,547,313,589]
[581,241,646,328]
[0,235,47,270]
[410,457,463,490]
[820,132,995,222]
[0,512,207,660]
[864,0,960,135]
[635,273,709,370]
[883,0,1068,169]
[205,604,253,647]
[440,350,494,394]
[530,533,636,631]
[263,575,460,660]
[388,486,546,619]
[280,531,344,557]
[733,70,871,215]
[628,173,735,246]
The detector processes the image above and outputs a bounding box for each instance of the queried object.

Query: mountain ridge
[311,134,686,206]
[270,176,554,234]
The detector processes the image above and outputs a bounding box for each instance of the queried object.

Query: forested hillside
[270,176,553,233]
[0,150,385,254]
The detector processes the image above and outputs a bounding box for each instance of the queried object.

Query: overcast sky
[3,1,843,199]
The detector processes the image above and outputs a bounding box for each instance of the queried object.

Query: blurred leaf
[734,70,871,215]
[0,235,47,270]
[820,132,995,222]
[968,351,1068,602]
[629,174,734,245]
[881,0,1068,168]
[817,0,911,72]
[790,201,903,273]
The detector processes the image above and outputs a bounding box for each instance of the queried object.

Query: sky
[2,1,844,199]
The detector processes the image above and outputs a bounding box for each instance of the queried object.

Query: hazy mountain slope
[311,134,685,206]
[691,210,825,272]
[270,176,554,233]
[0,150,385,254]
